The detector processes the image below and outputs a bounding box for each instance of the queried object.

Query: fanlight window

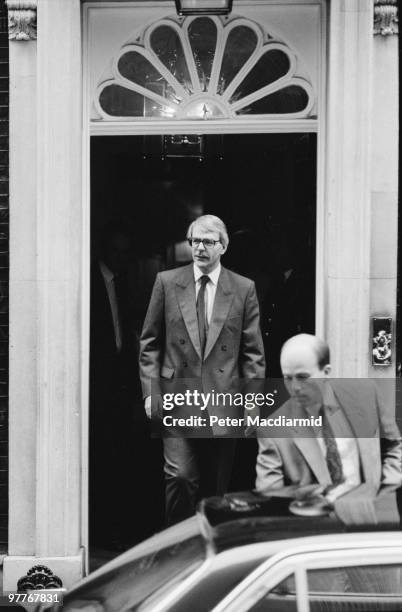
[95,15,314,120]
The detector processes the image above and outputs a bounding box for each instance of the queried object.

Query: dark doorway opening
[89,133,316,564]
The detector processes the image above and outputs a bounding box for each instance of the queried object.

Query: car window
[247,574,297,612]
[307,564,402,612]
[247,565,402,612]
[63,532,206,611]
[307,564,402,595]
[168,557,268,612]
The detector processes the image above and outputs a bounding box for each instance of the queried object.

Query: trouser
[163,437,236,526]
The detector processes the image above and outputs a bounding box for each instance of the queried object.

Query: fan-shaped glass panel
[99,84,172,117]
[118,51,174,98]
[96,15,314,120]
[218,26,258,94]
[230,49,290,103]
[184,100,225,118]
[188,17,217,91]
[236,85,309,115]
[150,25,192,91]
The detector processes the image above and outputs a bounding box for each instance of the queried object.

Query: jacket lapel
[204,267,234,361]
[330,382,378,487]
[293,435,332,486]
[175,265,202,360]
[288,400,332,486]
[355,439,378,488]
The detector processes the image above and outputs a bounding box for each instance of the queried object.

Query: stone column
[3,0,85,590]
[324,0,374,376]
[369,1,398,378]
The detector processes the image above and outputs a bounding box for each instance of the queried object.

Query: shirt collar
[193,262,221,286]
[99,260,114,283]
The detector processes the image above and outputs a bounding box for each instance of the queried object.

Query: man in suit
[90,225,135,548]
[140,214,266,525]
[256,334,402,500]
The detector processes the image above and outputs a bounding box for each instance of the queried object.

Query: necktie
[321,408,344,487]
[197,275,209,357]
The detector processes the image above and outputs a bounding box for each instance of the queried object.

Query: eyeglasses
[188,238,221,248]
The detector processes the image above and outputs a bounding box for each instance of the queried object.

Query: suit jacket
[139,264,266,434]
[90,262,136,410]
[256,379,402,493]
[90,262,119,397]
[261,266,315,377]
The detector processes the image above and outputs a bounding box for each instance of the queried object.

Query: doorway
[89,132,316,559]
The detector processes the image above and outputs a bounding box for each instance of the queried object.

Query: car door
[213,537,402,612]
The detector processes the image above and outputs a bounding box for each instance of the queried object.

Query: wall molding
[374,0,398,36]
[6,0,37,41]
[5,0,85,590]
[325,1,374,376]
[17,565,63,592]
[3,554,83,592]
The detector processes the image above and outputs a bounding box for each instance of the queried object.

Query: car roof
[199,488,402,552]
[211,515,348,552]
[65,487,402,605]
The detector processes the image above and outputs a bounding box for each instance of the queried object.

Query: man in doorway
[139,214,266,525]
[261,222,315,377]
[255,334,402,500]
[90,224,135,548]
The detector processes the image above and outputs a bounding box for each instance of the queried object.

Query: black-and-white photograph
[0,1,401,611]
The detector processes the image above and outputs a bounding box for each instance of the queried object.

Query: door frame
[81,0,326,557]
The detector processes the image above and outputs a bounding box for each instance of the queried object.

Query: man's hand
[294,484,325,500]
[144,396,152,419]
[144,394,163,420]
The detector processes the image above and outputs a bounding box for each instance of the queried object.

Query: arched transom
[95,15,315,121]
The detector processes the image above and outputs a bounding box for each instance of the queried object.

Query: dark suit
[90,262,134,543]
[140,263,265,523]
[261,266,315,377]
[256,379,402,493]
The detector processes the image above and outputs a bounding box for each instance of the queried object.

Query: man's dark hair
[315,337,330,369]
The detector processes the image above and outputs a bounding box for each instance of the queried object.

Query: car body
[38,487,402,612]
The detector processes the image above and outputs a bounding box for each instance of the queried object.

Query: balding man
[140,215,265,524]
[256,334,402,499]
